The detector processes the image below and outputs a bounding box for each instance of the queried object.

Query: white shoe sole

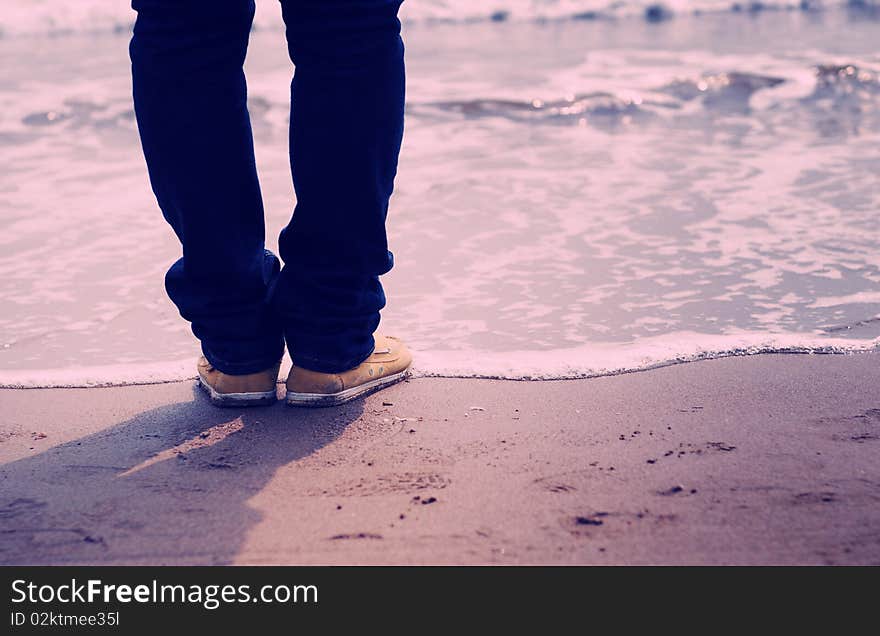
[286,367,410,408]
[197,375,277,407]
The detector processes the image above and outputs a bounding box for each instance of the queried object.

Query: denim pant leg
[130,0,285,375]
[272,0,406,373]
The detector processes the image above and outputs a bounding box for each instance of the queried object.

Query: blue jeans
[130,0,405,374]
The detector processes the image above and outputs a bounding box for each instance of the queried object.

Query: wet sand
[1,352,878,565]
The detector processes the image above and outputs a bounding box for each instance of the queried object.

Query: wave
[1,331,876,388]
[408,64,880,127]
[16,64,875,141]
[0,0,875,39]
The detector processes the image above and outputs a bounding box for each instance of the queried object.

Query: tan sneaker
[197,356,280,407]
[286,335,412,407]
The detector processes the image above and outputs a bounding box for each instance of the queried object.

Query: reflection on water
[0,8,878,380]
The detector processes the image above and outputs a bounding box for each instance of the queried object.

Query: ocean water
[1,1,879,386]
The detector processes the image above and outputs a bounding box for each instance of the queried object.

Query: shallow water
[1,5,879,384]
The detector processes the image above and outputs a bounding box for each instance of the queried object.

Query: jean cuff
[290,341,375,374]
[202,338,284,376]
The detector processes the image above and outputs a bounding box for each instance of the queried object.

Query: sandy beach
[2,0,880,579]
[1,352,878,565]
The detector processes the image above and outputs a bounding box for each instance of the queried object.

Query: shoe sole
[197,376,277,407]
[286,367,410,408]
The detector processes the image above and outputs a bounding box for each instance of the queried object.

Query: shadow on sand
[0,384,364,564]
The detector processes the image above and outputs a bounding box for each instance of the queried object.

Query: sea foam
[1,332,876,388]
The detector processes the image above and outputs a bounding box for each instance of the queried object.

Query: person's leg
[130,0,284,375]
[273,0,406,373]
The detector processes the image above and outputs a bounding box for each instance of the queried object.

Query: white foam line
[409,333,880,380]
[0,331,877,388]
[0,358,197,389]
